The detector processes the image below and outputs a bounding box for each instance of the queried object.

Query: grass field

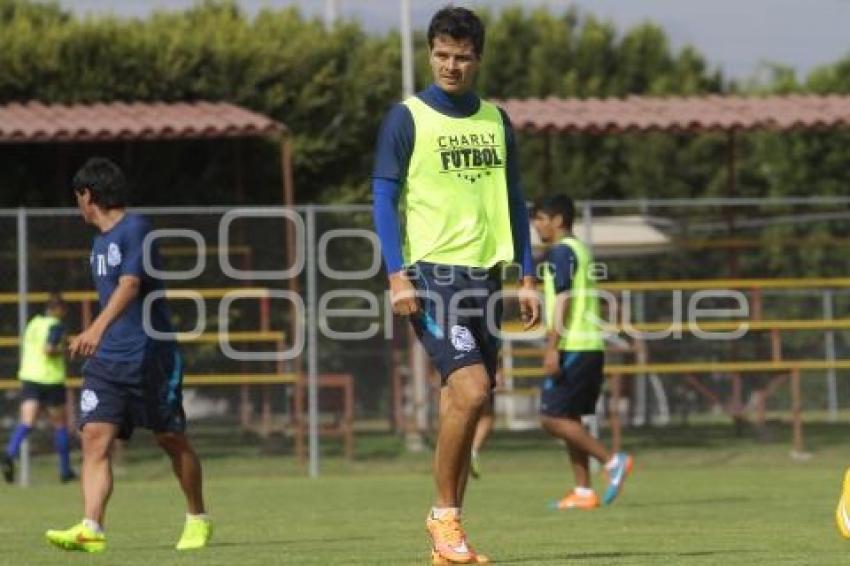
[5,420,850,565]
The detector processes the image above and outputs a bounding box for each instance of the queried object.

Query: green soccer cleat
[45,522,106,553]
[835,468,850,538]
[176,516,213,550]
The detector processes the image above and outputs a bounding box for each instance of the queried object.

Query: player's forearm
[508,190,534,277]
[547,293,571,338]
[89,276,140,333]
[546,329,559,350]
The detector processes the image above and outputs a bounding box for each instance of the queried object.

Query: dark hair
[46,292,66,312]
[427,6,485,58]
[72,157,127,209]
[533,194,575,228]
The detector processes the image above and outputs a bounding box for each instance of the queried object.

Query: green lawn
[4,421,850,565]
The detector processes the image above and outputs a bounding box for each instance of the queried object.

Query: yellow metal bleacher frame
[499,276,850,454]
[0,289,295,438]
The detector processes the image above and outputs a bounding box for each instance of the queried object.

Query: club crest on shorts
[80,389,99,413]
[107,242,122,267]
[450,325,476,352]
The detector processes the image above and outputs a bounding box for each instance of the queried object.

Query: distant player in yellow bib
[3,292,75,484]
[532,195,633,511]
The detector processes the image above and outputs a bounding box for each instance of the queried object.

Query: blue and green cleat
[602,453,633,506]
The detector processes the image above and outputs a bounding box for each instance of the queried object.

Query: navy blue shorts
[78,349,186,440]
[540,351,605,418]
[407,262,502,386]
[20,381,66,407]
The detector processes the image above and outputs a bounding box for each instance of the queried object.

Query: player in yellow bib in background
[3,292,76,484]
[532,195,633,510]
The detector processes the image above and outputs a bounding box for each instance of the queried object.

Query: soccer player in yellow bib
[835,469,850,536]
[372,7,539,564]
[531,195,633,510]
[3,293,75,484]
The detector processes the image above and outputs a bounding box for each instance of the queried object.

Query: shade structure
[0,101,285,143]
[499,94,850,134]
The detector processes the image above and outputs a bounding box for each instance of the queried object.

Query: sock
[82,519,103,533]
[186,513,209,522]
[54,427,72,476]
[6,424,32,459]
[575,486,594,497]
[604,455,619,471]
[431,507,460,520]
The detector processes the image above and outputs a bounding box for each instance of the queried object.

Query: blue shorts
[20,381,66,407]
[407,262,502,386]
[540,351,605,418]
[78,349,186,440]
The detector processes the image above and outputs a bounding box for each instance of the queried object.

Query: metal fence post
[633,291,648,426]
[306,206,319,478]
[17,207,30,487]
[824,289,838,422]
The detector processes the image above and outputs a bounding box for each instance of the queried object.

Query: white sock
[431,507,459,520]
[186,513,209,522]
[574,487,594,498]
[604,455,619,471]
[82,518,103,533]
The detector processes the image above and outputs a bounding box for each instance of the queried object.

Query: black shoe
[59,469,77,484]
[2,455,14,484]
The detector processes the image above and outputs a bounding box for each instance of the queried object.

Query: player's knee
[447,369,490,410]
[468,387,490,410]
[81,426,112,458]
[48,412,67,429]
[453,384,489,412]
[155,432,187,454]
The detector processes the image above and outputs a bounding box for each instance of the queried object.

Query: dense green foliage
[0,0,850,209]
[1,0,847,208]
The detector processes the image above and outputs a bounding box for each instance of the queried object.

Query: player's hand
[543,346,560,376]
[518,276,540,330]
[388,271,420,317]
[68,326,103,359]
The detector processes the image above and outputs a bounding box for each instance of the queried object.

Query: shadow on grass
[123,535,375,551]
[497,548,757,563]
[624,495,751,508]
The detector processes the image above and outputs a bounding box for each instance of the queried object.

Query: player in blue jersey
[373,7,538,564]
[45,157,211,553]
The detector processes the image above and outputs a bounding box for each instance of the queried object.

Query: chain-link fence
[2,197,850,477]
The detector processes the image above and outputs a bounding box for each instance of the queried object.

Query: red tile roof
[499,95,850,134]
[0,101,285,143]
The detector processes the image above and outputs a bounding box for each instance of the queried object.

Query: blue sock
[54,427,72,476]
[6,424,32,459]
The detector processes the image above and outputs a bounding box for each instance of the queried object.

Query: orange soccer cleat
[553,489,600,511]
[426,509,489,564]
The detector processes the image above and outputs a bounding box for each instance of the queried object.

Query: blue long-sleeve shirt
[371,84,534,276]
